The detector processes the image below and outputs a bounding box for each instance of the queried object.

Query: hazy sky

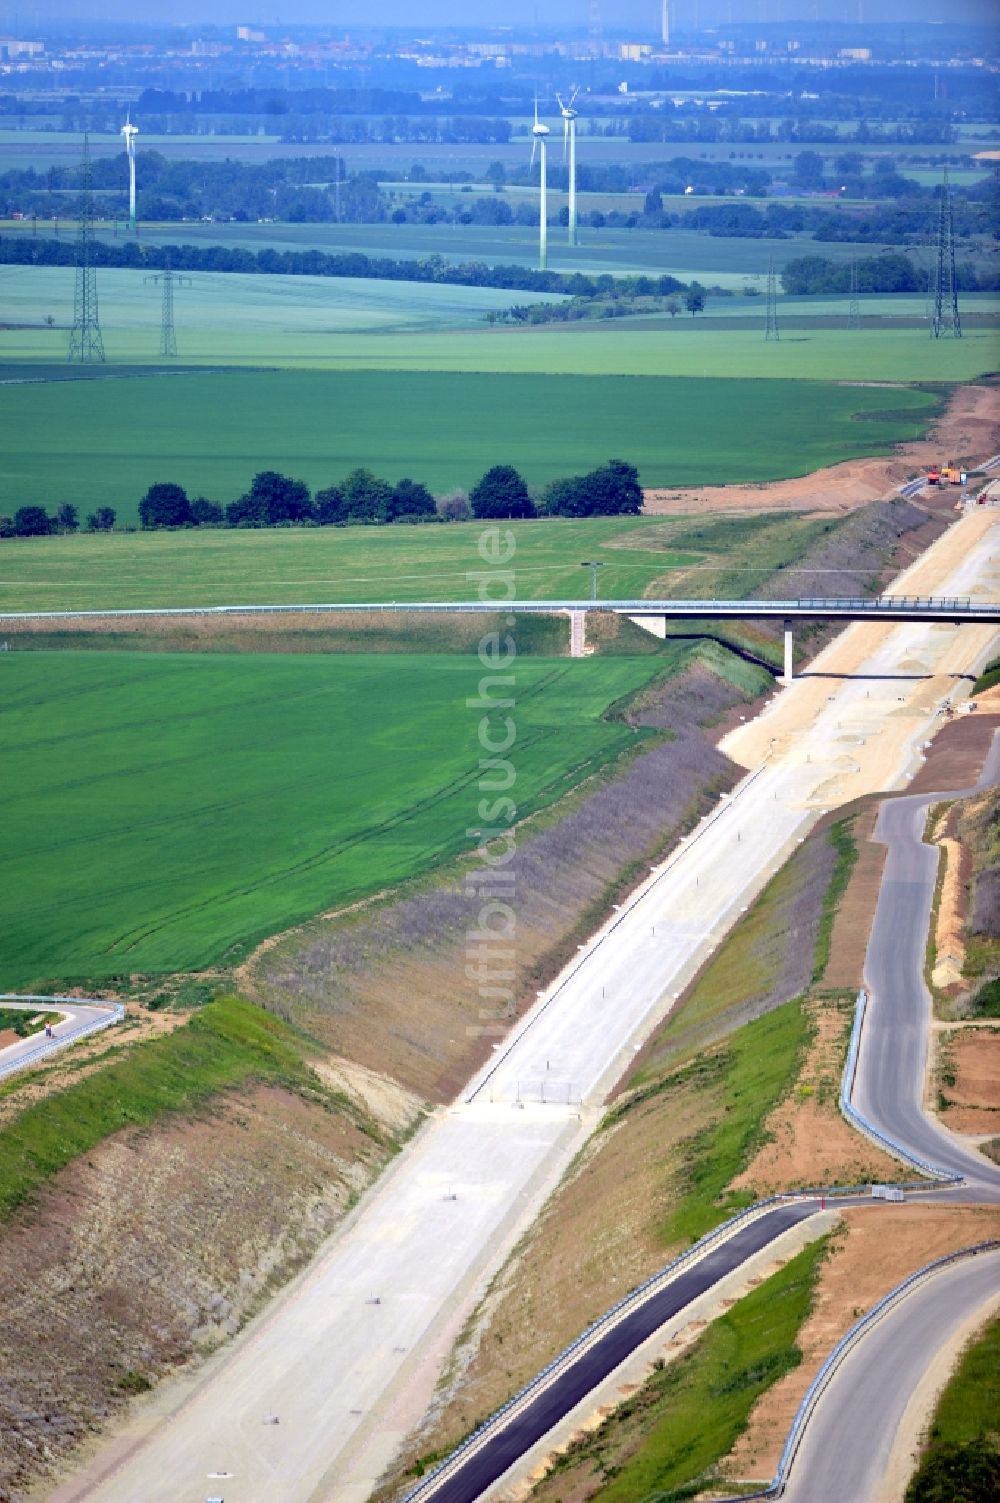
[24,0,1000,28]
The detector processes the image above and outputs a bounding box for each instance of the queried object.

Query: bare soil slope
[645,383,999,516]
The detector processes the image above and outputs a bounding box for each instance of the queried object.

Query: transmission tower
[588,0,603,42]
[67,134,105,363]
[847,258,861,330]
[930,168,961,339]
[145,262,192,358]
[764,256,780,341]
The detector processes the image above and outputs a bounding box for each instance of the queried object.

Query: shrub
[436,489,471,522]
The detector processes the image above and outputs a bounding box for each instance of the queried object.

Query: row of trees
[135,461,644,533]
[780,251,984,296]
[0,504,116,537]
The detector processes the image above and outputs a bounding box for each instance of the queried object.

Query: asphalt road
[781,1248,1000,1503]
[413,1202,824,1503]
[0,994,121,1078]
[859,732,1000,1197]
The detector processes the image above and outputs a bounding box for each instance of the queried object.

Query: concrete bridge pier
[782,619,794,683]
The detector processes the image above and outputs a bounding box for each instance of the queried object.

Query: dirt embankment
[245,651,757,1104]
[644,383,999,516]
[720,1204,1000,1490]
[0,1070,420,1502]
[730,1000,900,1194]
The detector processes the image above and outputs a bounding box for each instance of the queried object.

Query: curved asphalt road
[859,731,1000,1197]
[0,994,123,1079]
[781,1247,1000,1503]
[413,1201,826,1503]
[408,731,1000,1503]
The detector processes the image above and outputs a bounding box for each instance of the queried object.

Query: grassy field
[0,650,669,985]
[0,362,941,520]
[0,511,841,614]
[3,281,992,386]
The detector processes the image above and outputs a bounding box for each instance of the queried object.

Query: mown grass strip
[812,817,858,985]
[544,1235,828,1503]
[0,995,323,1219]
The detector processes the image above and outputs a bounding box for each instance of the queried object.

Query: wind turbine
[530,99,551,272]
[557,88,581,248]
[121,110,139,231]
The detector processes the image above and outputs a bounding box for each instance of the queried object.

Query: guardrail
[400,984,958,1502]
[399,1194,801,1503]
[0,993,125,1080]
[1,594,995,626]
[724,1239,1000,1501]
[839,989,961,1184]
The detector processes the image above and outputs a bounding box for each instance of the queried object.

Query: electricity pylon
[764,256,780,342]
[847,258,861,330]
[930,168,961,339]
[67,134,105,363]
[145,263,192,358]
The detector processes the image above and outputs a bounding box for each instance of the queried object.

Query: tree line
[780,251,984,296]
[0,233,640,300]
[0,461,643,541]
[0,504,115,538]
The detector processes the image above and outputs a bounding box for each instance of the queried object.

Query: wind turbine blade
[530,136,538,170]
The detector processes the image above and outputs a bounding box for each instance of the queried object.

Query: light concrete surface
[871,1285,1000,1503]
[781,1249,1000,1503]
[481,1212,840,1503]
[57,510,999,1503]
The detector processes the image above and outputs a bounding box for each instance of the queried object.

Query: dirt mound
[644,384,999,517]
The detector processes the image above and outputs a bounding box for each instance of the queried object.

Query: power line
[930,167,962,340]
[67,133,105,364]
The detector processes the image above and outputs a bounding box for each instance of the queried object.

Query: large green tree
[226,471,312,527]
[12,505,51,537]
[139,482,193,530]
[469,465,535,520]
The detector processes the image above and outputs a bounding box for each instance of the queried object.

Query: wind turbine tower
[530,101,551,272]
[661,0,670,47]
[121,110,139,230]
[558,89,581,248]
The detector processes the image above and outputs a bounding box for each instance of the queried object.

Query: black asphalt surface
[414,730,1000,1503]
[859,731,1000,1197]
[420,1201,821,1503]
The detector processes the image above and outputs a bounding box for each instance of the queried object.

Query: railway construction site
[2,454,989,1503]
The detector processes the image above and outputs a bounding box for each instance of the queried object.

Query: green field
[0,364,941,521]
[3,268,993,386]
[0,509,859,616]
[0,651,668,984]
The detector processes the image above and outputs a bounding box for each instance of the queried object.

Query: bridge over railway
[4,594,998,679]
